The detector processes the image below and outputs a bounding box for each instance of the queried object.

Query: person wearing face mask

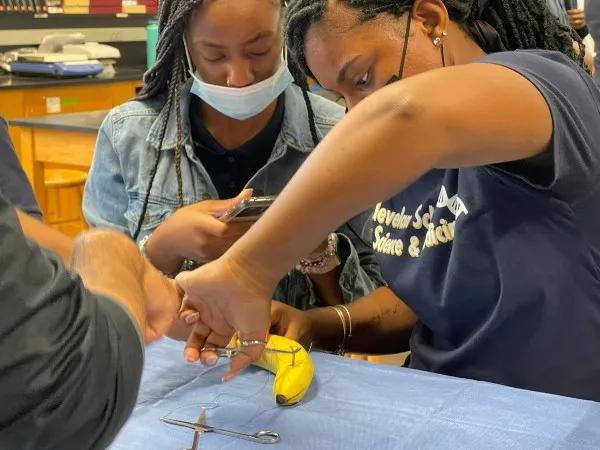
[83,0,384,358]
[175,0,600,402]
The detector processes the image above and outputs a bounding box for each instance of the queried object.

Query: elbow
[370,85,425,126]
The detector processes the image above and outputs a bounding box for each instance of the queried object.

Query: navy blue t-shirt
[373,50,600,401]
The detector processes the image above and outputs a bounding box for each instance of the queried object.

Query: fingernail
[222,373,236,383]
[184,312,200,325]
[185,349,198,363]
[206,354,218,366]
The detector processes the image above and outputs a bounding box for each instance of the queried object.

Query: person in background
[0,116,42,219]
[0,114,72,261]
[0,115,183,448]
[177,0,600,403]
[565,0,590,39]
[585,0,600,80]
[547,0,589,39]
[547,0,571,26]
[546,0,594,72]
[83,0,384,358]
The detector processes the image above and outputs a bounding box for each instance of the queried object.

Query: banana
[247,334,314,406]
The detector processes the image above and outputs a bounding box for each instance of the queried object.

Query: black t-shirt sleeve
[0,193,144,450]
[0,117,42,219]
[478,50,600,202]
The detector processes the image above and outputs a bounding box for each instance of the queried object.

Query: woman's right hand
[145,189,253,274]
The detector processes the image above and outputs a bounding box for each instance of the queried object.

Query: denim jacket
[83,81,385,309]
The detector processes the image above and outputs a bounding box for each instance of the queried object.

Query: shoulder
[281,84,344,150]
[306,88,345,124]
[102,94,166,130]
[481,50,600,198]
[285,84,344,128]
[479,50,600,122]
[479,50,597,94]
[97,94,168,154]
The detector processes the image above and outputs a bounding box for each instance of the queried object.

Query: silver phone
[219,196,276,222]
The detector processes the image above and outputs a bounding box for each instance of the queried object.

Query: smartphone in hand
[219,196,276,222]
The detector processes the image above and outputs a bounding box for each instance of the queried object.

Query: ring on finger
[240,339,268,348]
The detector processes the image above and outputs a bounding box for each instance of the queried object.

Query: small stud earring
[433,36,443,48]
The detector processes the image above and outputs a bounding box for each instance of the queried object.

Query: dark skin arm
[309,267,344,306]
[270,287,417,354]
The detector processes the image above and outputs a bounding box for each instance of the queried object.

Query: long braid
[285,0,587,80]
[132,67,178,240]
[288,60,320,146]
[300,84,319,146]
[132,0,202,240]
[173,59,185,208]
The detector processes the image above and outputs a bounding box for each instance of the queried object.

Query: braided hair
[132,0,320,240]
[285,0,586,81]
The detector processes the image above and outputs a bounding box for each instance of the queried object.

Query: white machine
[62,42,121,60]
[3,33,121,78]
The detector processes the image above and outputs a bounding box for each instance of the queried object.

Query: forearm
[17,209,72,264]
[308,287,417,354]
[308,267,344,307]
[71,228,147,335]
[145,230,184,275]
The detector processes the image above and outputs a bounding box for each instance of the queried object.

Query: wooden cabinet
[0,79,141,157]
[20,82,138,116]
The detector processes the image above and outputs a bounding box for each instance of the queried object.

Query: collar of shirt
[189,94,285,159]
[188,94,285,198]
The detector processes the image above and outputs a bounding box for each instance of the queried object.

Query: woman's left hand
[269,301,314,348]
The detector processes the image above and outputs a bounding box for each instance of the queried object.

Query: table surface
[10,109,108,133]
[0,66,144,90]
[109,338,600,449]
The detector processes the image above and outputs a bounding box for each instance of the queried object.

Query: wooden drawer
[22,81,139,116]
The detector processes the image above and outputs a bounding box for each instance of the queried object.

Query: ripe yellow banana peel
[244,334,314,406]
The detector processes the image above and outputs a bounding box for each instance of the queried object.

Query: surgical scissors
[161,417,280,444]
[202,345,301,365]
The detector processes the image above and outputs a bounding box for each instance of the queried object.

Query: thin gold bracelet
[338,304,352,344]
[329,306,347,355]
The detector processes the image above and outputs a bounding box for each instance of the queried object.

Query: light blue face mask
[183,37,294,121]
